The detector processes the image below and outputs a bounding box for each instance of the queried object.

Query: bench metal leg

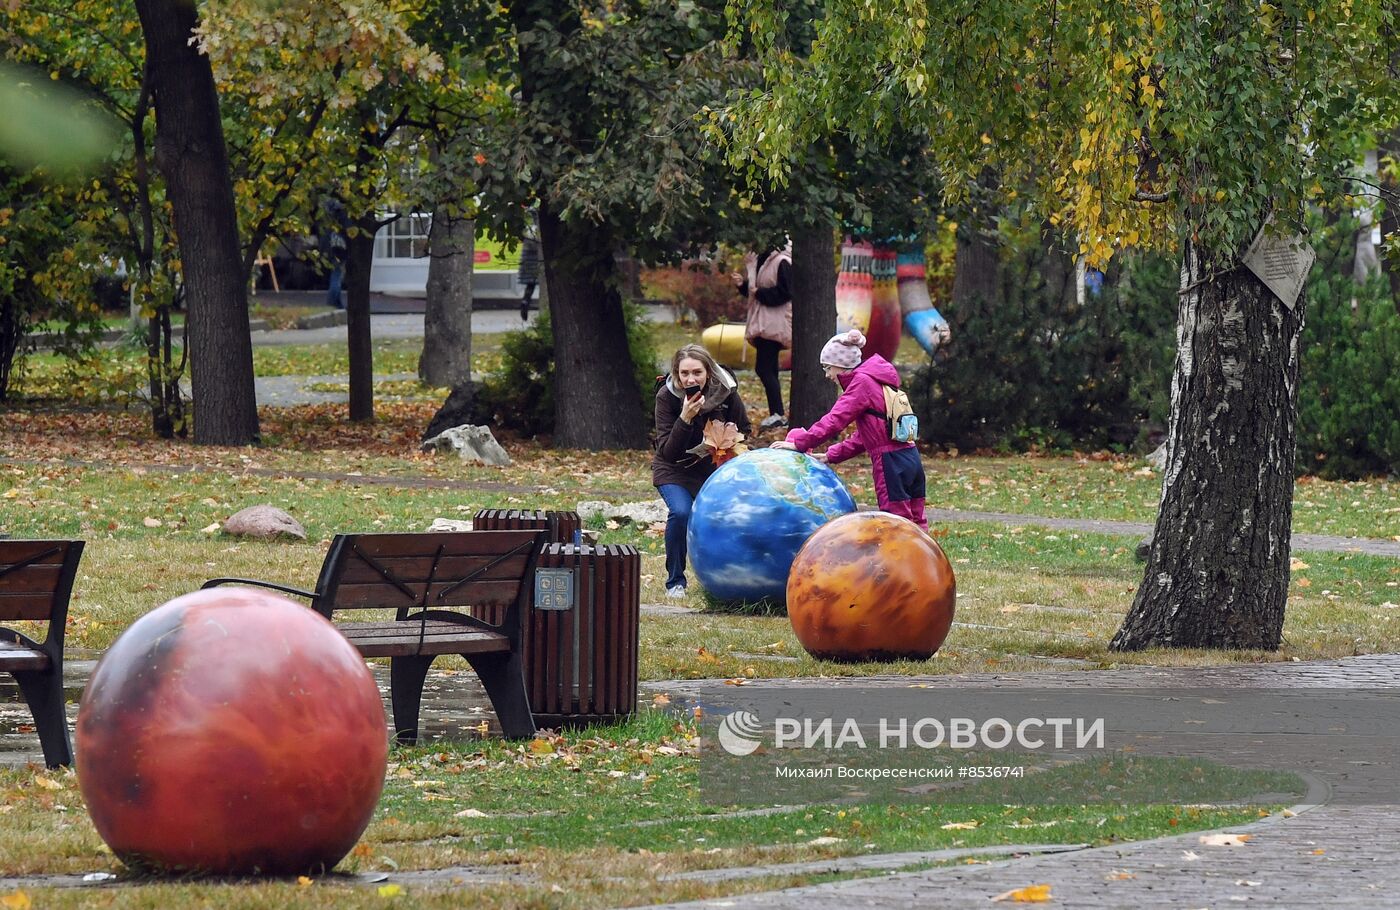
[465,651,537,740]
[14,669,73,768]
[389,655,435,746]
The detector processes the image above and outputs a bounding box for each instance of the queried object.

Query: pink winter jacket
[783,355,912,464]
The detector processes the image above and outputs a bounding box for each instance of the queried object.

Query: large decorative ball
[76,588,388,875]
[688,449,857,604]
[787,511,956,661]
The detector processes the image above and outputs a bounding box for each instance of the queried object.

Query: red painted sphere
[787,512,956,661]
[76,588,388,875]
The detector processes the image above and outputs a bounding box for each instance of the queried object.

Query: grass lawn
[0,329,1391,903]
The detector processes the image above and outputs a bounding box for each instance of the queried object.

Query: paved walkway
[926,506,1400,559]
[641,654,1400,909]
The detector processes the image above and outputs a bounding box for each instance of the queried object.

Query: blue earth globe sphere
[687,449,858,604]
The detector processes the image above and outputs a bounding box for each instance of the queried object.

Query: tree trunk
[789,221,838,427]
[134,0,258,445]
[538,203,646,449]
[951,220,1004,315]
[420,213,474,388]
[344,220,376,422]
[1111,240,1304,651]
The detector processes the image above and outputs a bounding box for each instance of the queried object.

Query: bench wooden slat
[0,565,65,594]
[334,533,539,559]
[334,553,533,587]
[0,594,58,621]
[329,579,523,611]
[0,543,69,568]
[0,640,50,672]
[335,620,511,658]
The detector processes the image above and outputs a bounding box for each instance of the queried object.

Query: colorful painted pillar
[896,248,950,357]
[865,246,903,361]
[835,238,874,345]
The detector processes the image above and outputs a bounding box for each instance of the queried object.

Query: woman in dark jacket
[653,343,751,598]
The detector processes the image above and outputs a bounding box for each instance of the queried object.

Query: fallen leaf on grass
[297,876,313,886]
[1290,558,1310,571]
[377,884,402,897]
[807,836,843,846]
[200,523,221,534]
[991,883,1052,902]
[528,739,555,754]
[1199,833,1252,846]
[0,892,30,910]
[651,694,671,706]
[34,776,63,791]
[454,808,489,818]
[941,821,980,830]
[142,517,162,528]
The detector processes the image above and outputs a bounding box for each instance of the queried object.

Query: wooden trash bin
[473,509,581,545]
[526,543,640,728]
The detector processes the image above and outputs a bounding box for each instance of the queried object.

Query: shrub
[474,301,658,439]
[1296,259,1400,479]
[641,257,747,327]
[909,241,1178,453]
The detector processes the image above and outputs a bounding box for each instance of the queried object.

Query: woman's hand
[769,440,796,450]
[680,394,705,423]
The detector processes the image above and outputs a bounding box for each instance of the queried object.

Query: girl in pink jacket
[771,329,928,531]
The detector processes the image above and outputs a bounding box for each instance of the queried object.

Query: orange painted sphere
[76,588,388,875]
[786,512,956,661]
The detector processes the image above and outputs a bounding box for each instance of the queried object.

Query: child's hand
[812,452,828,463]
[769,441,796,450]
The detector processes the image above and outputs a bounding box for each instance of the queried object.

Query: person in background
[771,329,927,531]
[734,242,792,430]
[652,344,751,598]
[518,220,541,321]
[320,198,348,310]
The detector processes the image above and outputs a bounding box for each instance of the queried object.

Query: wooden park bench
[203,530,543,743]
[0,540,82,768]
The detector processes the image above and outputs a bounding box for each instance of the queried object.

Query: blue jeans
[326,264,344,308]
[657,484,695,589]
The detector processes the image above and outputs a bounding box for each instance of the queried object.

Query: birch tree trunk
[1111,240,1305,650]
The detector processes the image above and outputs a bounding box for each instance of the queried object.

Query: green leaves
[0,63,121,174]
[729,0,1398,263]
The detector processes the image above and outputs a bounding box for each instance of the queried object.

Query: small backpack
[868,384,919,443]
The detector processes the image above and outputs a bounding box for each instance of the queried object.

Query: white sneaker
[665,585,687,600]
[759,414,788,430]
